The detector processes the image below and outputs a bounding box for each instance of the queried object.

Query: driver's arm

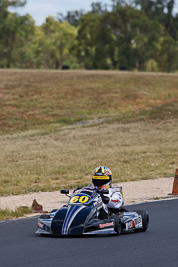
[107,191,123,209]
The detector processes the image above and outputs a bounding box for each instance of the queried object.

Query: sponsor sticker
[99,222,114,228]
[126,216,142,230]
[70,195,90,204]
[126,221,133,230]
[37,221,43,229]
[132,219,136,227]
[111,199,119,203]
[135,216,142,228]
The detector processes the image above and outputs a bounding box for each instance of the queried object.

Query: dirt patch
[0,177,177,217]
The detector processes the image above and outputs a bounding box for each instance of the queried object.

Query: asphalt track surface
[1,199,178,267]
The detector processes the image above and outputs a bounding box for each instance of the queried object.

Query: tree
[57,10,85,26]
[103,5,162,70]
[33,17,78,69]
[75,11,116,69]
[0,0,177,71]
[91,2,108,14]
[156,34,178,71]
[11,14,35,68]
[0,0,35,68]
[133,0,178,40]
[0,0,26,9]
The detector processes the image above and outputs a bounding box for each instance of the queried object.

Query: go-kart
[36,187,149,236]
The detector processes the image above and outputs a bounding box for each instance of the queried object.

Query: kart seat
[109,206,128,214]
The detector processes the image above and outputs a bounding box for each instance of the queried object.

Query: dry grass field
[0,69,178,196]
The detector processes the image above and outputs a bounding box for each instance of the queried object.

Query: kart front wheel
[110,215,121,236]
[134,210,149,232]
[39,214,50,219]
[50,209,57,213]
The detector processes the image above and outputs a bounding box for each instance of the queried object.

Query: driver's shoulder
[109,187,122,195]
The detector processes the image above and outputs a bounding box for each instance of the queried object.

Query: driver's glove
[101,195,110,204]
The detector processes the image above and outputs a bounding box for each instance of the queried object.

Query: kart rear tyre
[134,210,149,232]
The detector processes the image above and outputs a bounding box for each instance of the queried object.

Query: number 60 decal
[70,195,89,204]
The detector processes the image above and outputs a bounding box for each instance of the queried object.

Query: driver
[92,166,124,216]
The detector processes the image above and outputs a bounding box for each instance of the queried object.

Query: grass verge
[0,206,32,221]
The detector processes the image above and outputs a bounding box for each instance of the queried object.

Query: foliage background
[0,0,178,72]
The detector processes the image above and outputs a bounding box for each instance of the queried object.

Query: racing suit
[101,187,123,214]
[87,185,124,217]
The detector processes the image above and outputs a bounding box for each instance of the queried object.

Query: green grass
[0,69,178,196]
[0,206,32,221]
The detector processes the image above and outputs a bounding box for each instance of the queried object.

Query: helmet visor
[92,175,110,187]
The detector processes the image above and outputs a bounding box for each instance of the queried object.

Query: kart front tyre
[50,209,58,213]
[39,214,50,219]
[110,215,121,236]
[134,210,149,232]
